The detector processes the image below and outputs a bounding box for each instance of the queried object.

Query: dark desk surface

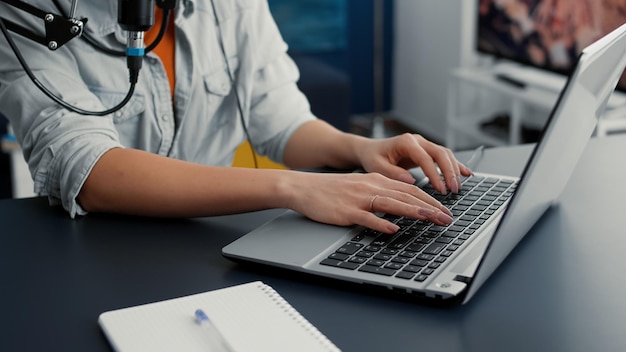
[2,136,626,352]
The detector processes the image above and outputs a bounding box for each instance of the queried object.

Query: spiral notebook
[98,281,340,352]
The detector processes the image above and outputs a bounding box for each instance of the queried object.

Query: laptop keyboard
[319,175,518,282]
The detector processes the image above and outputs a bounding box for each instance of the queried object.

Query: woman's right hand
[281,171,454,234]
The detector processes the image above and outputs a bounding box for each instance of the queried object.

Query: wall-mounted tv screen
[477,0,626,91]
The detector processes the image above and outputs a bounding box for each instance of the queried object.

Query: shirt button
[161,114,168,121]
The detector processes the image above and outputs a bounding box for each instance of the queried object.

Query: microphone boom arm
[0,0,86,50]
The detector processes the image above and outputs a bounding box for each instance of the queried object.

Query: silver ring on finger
[369,195,380,212]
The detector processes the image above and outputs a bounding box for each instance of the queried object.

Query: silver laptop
[223,24,626,305]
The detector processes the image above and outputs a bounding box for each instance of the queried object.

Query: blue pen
[194,309,235,352]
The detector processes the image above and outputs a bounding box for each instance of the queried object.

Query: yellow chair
[231,141,286,169]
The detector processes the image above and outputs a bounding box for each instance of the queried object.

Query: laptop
[223,24,626,305]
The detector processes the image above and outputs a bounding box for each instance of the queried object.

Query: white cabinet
[445,67,556,150]
[445,66,626,150]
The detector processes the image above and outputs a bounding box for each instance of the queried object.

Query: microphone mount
[0,0,174,116]
[0,0,86,50]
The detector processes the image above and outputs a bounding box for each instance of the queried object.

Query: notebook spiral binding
[257,282,341,352]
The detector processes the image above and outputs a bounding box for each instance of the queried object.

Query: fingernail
[387,223,400,233]
[450,177,460,194]
[399,173,416,184]
[437,212,453,225]
[439,205,453,216]
[439,181,447,195]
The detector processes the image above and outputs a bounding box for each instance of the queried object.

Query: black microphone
[117,0,155,84]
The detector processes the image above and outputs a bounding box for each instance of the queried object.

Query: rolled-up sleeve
[245,0,317,164]
[0,52,123,217]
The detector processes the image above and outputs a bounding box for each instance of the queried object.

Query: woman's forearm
[78,147,296,217]
[282,120,369,170]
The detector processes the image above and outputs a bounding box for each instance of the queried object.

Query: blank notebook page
[98,281,340,352]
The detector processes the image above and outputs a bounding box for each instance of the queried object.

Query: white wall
[391,0,477,143]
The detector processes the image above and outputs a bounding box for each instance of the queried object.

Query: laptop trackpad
[450,232,492,278]
[223,210,352,267]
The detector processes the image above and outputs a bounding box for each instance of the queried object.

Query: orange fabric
[145,7,284,169]
[231,141,286,169]
[145,7,176,97]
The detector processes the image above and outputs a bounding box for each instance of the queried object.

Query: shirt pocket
[88,88,146,123]
[203,70,233,97]
[202,58,239,128]
[91,89,146,146]
[108,95,145,124]
[203,57,238,98]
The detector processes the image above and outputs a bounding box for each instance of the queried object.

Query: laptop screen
[463,23,626,304]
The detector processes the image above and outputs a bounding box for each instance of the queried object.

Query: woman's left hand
[356,133,473,194]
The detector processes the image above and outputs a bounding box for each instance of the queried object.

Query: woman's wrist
[271,169,301,210]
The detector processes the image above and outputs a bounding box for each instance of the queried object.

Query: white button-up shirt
[0,0,316,217]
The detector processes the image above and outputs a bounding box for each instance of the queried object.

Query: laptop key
[348,257,367,264]
[429,225,448,233]
[385,262,404,270]
[366,259,386,267]
[387,233,417,249]
[381,248,399,255]
[396,271,415,280]
[406,242,426,252]
[422,268,435,275]
[451,209,464,216]
[409,259,429,267]
[370,234,395,247]
[423,242,446,255]
[328,253,350,261]
[435,237,453,244]
[403,265,422,273]
[428,262,441,269]
[441,230,460,238]
[391,256,410,264]
[399,250,418,258]
[358,265,397,276]
[374,253,393,261]
[351,233,365,242]
[356,251,375,258]
[336,242,364,255]
[414,274,428,282]
[320,258,359,270]
[417,253,435,261]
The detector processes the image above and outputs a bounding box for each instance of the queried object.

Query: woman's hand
[282,121,472,233]
[283,171,455,234]
[355,133,472,195]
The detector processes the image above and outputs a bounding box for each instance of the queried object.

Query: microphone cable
[0,15,135,116]
[0,0,173,116]
[209,0,258,168]
[2,0,259,167]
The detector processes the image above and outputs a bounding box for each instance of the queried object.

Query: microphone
[117,0,155,83]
